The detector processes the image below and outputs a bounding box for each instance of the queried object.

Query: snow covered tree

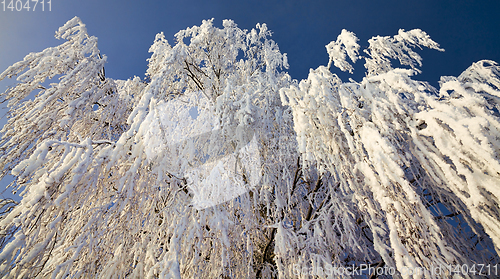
[281,30,500,278]
[0,17,499,278]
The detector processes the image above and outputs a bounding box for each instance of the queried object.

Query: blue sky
[1,0,499,86]
[0,0,499,198]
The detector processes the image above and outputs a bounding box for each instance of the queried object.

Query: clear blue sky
[1,0,499,86]
[1,0,499,198]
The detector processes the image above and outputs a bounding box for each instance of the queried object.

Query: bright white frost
[282,29,500,277]
[326,29,360,73]
[142,91,261,209]
[0,17,499,279]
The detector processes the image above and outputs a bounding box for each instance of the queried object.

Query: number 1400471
[2,0,51,11]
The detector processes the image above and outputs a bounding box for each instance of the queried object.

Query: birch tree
[0,17,499,279]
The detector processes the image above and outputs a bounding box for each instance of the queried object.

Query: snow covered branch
[0,17,498,279]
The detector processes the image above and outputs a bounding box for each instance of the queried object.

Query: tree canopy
[1,17,500,278]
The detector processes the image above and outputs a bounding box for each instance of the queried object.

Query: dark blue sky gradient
[0,0,499,197]
[1,0,499,87]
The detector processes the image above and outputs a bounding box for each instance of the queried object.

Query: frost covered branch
[0,18,499,279]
